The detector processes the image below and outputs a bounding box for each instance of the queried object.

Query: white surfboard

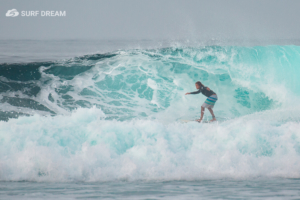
[180,119,197,123]
[180,119,206,123]
[180,119,224,123]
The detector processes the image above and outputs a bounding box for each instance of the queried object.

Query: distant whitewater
[0,45,300,182]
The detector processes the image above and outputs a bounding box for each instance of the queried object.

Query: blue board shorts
[202,94,218,108]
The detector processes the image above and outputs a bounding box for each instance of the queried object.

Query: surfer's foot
[196,119,202,123]
[209,116,216,122]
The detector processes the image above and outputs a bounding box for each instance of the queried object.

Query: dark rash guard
[190,86,216,97]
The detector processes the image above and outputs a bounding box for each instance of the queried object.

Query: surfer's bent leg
[208,108,216,121]
[199,106,205,121]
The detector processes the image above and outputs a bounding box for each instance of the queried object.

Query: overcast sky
[1,0,300,40]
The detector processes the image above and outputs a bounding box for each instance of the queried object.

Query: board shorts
[202,94,218,109]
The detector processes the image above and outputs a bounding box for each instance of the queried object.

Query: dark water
[1,179,300,200]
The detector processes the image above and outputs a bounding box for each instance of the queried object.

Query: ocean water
[0,39,300,199]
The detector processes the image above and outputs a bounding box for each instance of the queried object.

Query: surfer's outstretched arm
[185,89,201,95]
[189,89,201,94]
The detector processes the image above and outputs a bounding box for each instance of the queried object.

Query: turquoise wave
[0,45,300,181]
[1,45,299,121]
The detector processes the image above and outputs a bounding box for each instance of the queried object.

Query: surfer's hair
[195,81,204,87]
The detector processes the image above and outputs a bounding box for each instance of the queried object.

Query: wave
[0,45,300,181]
[1,45,300,121]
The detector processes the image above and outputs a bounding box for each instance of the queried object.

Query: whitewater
[0,40,300,199]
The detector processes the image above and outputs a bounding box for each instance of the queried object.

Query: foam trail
[0,107,300,182]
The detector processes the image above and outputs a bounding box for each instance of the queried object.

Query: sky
[1,0,300,41]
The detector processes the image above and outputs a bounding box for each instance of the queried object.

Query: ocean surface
[0,39,300,199]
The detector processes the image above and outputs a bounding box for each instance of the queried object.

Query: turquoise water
[0,40,300,198]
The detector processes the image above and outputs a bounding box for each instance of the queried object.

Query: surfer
[185,81,218,122]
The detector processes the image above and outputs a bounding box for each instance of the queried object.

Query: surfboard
[180,119,197,123]
[179,119,223,123]
[180,119,205,123]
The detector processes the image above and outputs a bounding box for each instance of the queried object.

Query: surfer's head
[195,81,203,89]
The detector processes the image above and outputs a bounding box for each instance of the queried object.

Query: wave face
[0,45,300,181]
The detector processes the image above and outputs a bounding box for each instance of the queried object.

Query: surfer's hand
[207,87,210,91]
[185,92,190,95]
